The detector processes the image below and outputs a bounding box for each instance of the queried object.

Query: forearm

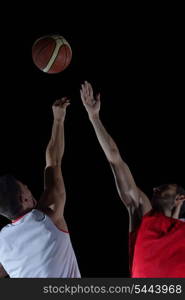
[89,114,141,205]
[46,119,65,166]
[89,114,120,163]
[172,203,183,219]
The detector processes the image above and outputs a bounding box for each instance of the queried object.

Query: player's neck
[163,208,172,217]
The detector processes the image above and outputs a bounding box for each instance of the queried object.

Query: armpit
[128,204,143,233]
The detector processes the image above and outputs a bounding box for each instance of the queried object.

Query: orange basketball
[32,35,72,74]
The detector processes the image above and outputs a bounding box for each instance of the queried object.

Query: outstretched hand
[52,97,70,122]
[80,81,100,119]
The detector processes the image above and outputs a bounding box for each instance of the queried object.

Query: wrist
[53,118,64,125]
[89,113,100,122]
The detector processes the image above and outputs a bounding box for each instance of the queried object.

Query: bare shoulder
[37,206,69,233]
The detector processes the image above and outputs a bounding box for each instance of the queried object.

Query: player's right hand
[80,81,100,119]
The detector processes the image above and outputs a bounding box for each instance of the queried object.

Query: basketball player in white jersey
[0,98,81,278]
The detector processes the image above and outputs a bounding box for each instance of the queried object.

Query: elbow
[46,156,56,167]
[108,148,120,164]
[46,146,62,167]
[46,145,55,159]
[46,148,58,167]
[125,189,140,209]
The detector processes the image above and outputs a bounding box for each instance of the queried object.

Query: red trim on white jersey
[12,213,28,223]
[59,228,69,234]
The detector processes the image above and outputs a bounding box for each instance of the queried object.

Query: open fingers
[85,81,93,99]
[81,81,95,104]
[81,83,89,102]
[80,89,86,104]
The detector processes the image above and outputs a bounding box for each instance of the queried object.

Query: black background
[0,4,184,277]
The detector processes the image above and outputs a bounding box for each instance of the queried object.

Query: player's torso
[131,212,185,277]
[0,209,80,278]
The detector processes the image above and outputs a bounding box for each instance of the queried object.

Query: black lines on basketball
[32,35,72,74]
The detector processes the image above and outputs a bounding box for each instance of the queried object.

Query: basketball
[32,35,72,74]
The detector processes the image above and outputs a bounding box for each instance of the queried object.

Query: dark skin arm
[80,81,152,232]
[37,98,70,231]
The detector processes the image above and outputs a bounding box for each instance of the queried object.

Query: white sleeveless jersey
[0,209,81,278]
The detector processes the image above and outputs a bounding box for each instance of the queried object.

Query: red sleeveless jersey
[129,210,185,277]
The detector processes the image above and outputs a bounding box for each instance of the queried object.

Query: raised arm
[80,82,151,217]
[38,98,70,228]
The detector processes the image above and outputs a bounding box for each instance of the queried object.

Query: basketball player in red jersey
[80,81,185,278]
[0,98,80,278]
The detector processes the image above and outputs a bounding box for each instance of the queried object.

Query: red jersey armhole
[129,228,139,277]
